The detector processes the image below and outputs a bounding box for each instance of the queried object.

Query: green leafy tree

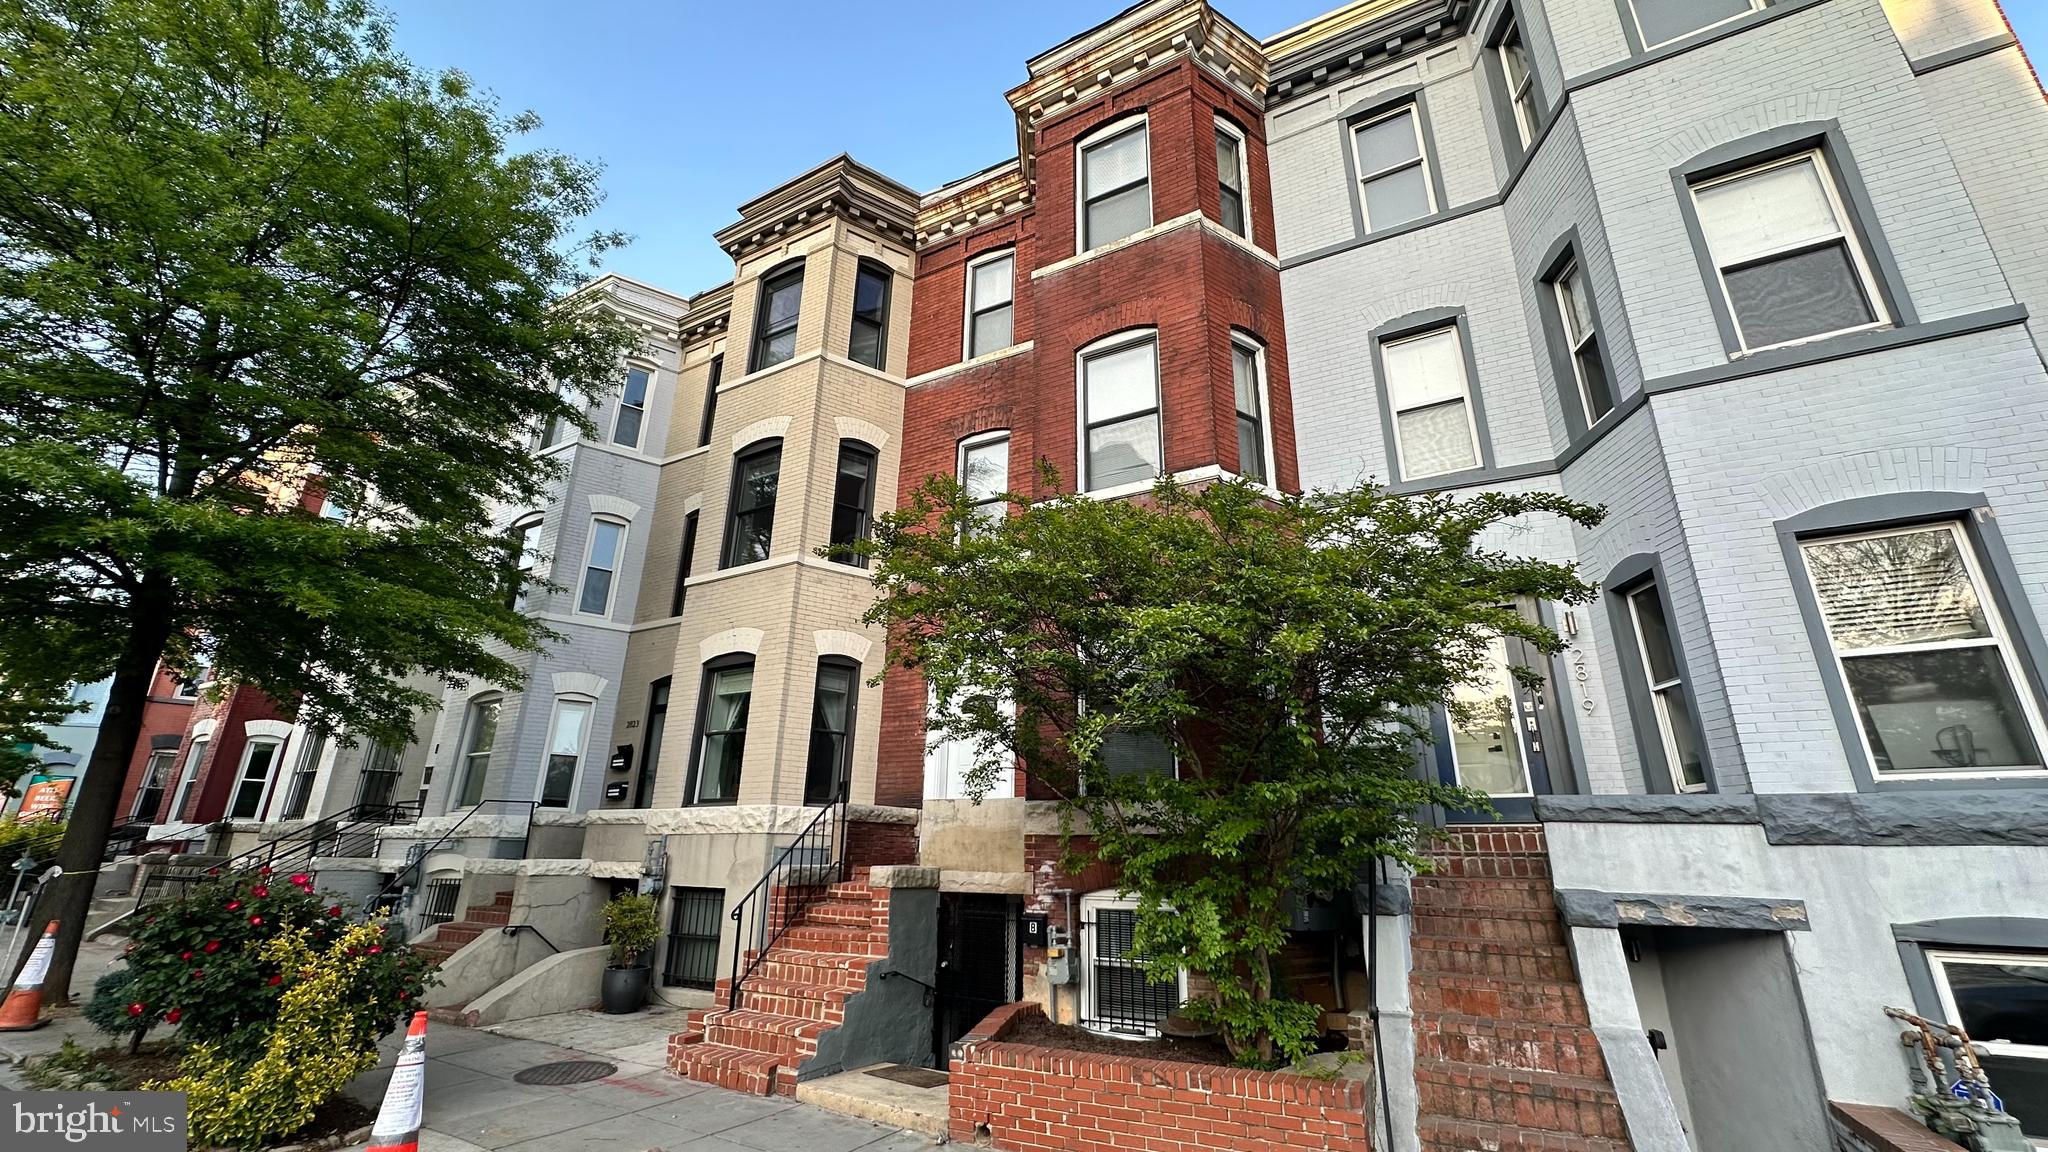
[860,473,1601,1064]
[0,669,86,797]
[0,0,633,995]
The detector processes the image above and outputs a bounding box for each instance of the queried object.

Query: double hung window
[1080,121,1151,251]
[1080,335,1162,492]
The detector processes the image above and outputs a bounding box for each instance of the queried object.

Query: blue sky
[384,0,2048,300]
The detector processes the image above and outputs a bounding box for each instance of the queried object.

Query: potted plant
[601,892,659,1014]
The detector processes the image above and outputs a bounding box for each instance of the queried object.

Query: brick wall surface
[111,667,197,821]
[949,1001,1371,1152]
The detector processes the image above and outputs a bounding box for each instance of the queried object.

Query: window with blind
[1080,893,1182,1036]
[1689,150,1888,352]
[1381,325,1480,480]
[612,367,651,449]
[1232,339,1268,484]
[1079,119,1151,252]
[1079,334,1162,492]
[577,517,628,616]
[1799,523,2046,778]
[1214,119,1249,239]
[1351,106,1435,233]
[965,251,1015,359]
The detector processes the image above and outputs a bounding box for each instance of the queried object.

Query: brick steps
[414,891,516,968]
[1410,825,1634,1151]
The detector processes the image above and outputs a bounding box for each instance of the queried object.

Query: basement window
[1078,892,1185,1038]
[1927,950,2048,1143]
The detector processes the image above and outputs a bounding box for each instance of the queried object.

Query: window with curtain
[1690,150,1887,351]
[692,661,754,804]
[541,698,592,808]
[722,442,782,568]
[1624,583,1707,791]
[1800,523,2046,777]
[577,517,627,616]
[456,697,501,807]
[1352,106,1435,232]
[1080,121,1151,251]
[1080,335,1161,491]
[1232,340,1267,484]
[612,366,651,448]
[849,262,891,370]
[1551,259,1613,426]
[966,252,1015,359]
[1381,326,1479,479]
[805,660,857,804]
[751,263,804,371]
[829,442,876,566]
[1214,120,1248,238]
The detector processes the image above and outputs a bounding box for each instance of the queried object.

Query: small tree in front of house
[859,471,1601,1065]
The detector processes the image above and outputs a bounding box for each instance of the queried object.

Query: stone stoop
[414,890,512,967]
[668,868,894,1097]
[1410,827,1634,1152]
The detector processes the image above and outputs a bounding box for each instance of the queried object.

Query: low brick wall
[949,1002,1371,1151]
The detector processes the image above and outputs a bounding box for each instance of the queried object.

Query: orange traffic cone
[0,920,58,1032]
[366,1011,429,1152]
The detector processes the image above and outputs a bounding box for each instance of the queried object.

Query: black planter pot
[601,964,649,1014]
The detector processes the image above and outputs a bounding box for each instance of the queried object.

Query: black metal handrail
[372,798,536,910]
[221,800,423,876]
[727,792,849,1010]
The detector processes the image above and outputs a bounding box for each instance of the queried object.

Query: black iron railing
[372,798,535,919]
[727,792,847,1010]
[417,878,463,929]
[221,800,422,876]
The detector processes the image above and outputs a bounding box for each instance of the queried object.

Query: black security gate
[664,886,724,989]
[933,893,1019,1066]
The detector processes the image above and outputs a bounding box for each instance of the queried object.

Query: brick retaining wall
[949,1002,1371,1151]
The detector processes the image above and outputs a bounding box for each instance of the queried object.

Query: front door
[932,893,1019,1066]
[1433,630,1563,821]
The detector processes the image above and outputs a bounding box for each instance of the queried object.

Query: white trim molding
[588,494,641,521]
[732,416,793,452]
[813,629,874,663]
[551,671,610,699]
[701,627,766,662]
[244,719,294,741]
[191,718,218,741]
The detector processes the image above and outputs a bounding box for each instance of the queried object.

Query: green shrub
[603,892,659,968]
[152,924,389,1151]
[83,968,152,1053]
[90,868,433,1061]
[0,815,64,866]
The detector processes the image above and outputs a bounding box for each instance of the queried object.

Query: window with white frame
[1079,892,1185,1037]
[539,697,593,808]
[279,732,325,820]
[1624,582,1708,792]
[1231,339,1269,484]
[1449,633,1534,797]
[1079,119,1151,252]
[576,517,628,616]
[1079,334,1162,492]
[1799,522,2048,778]
[965,251,1015,359]
[1351,106,1436,232]
[1214,118,1250,239]
[1626,0,1763,50]
[167,737,207,821]
[1381,325,1480,480]
[1689,149,1888,352]
[1927,949,2048,1143]
[228,737,283,820]
[924,687,1014,800]
[455,696,501,808]
[958,432,1010,533]
[508,514,543,612]
[1497,18,1538,147]
[612,367,652,449]
[1551,259,1614,426]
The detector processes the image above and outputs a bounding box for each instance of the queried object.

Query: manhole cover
[865,1064,949,1089]
[513,1060,617,1086]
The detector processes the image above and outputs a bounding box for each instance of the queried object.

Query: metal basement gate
[932,893,1020,1066]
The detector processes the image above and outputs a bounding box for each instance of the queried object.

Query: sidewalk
[344,1009,937,1152]
[0,933,130,1088]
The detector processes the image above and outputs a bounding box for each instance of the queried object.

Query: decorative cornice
[566,272,689,339]
[713,154,919,264]
[681,281,732,345]
[917,160,1033,247]
[1264,0,1467,103]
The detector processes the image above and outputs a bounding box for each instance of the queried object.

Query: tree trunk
[8,576,175,1002]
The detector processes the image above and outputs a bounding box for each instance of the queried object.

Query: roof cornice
[713,154,920,263]
[916,161,1032,247]
[1264,0,1467,103]
[680,282,733,345]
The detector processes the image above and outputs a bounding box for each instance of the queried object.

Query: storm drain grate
[513,1060,617,1086]
[864,1064,949,1089]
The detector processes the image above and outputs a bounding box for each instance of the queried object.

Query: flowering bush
[151,924,389,1150]
[89,868,433,1061]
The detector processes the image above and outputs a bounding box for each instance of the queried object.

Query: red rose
[225,900,241,912]
[290,874,311,887]
[251,885,269,898]
[165,1008,182,1024]
[368,945,383,955]
[203,941,221,954]
[328,906,342,917]
[398,991,410,1000]
[205,868,220,877]
[249,915,263,926]
[190,970,203,980]
[179,951,192,961]
[127,1002,146,1017]
[258,866,273,876]
[268,974,283,986]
